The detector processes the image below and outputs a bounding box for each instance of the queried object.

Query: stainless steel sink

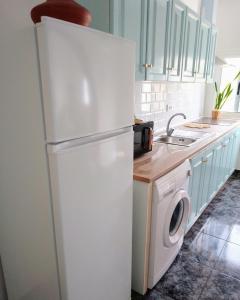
[154,135,197,147]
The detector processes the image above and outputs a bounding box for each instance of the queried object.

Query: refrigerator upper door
[47,130,133,300]
[37,17,135,143]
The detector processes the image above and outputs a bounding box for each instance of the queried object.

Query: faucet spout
[166,113,187,137]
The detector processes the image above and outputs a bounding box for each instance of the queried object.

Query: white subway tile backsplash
[152,83,161,93]
[135,81,142,96]
[151,102,160,112]
[155,93,162,101]
[162,92,167,101]
[135,104,142,115]
[151,93,156,101]
[141,103,151,112]
[146,93,152,102]
[161,84,167,92]
[142,83,151,93]
[159,102,166,111]
[135,81,205,132]
[141,93,146,103]
[167,83,179,93]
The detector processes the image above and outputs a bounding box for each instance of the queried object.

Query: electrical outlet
[166,104,174,111]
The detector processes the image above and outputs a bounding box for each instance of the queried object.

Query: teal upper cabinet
[195,19,211,81]
[79,0,113,33]
[181,8,199,82]
[80,0,148,81]
[121,0,148,80]
[206,26,217,82]
[167,0,186,81]
[146,0,171,81]
[81,0,216,82]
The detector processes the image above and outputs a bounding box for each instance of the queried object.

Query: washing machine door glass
[169,199,184,236]
[164,190,190,247]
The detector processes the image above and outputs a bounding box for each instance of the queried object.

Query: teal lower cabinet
[188,155,203,227]
[187,128,240,231]
[209,141,222,198]
[198,147,214,211]
[222,136,232,182]
[187,147,214,228]
[231,129,240,172]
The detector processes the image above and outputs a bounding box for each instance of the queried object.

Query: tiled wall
[135,81,206,133]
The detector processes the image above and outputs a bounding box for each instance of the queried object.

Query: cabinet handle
[143,64,153,68]
[163,188,174,197]
[202,159,208,163]
[167,67,173,70]
[222,144,227,148]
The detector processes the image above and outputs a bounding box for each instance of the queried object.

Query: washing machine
[148,160,191,289]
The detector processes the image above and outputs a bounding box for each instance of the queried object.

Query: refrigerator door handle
[47,126,133,153]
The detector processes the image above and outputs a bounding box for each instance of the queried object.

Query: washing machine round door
[164,190,190,247]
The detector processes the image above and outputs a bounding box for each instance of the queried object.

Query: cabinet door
[208,145,217,200]
[211,142,223,194]
[235,130,240,167]
[167,0,186,81]
[229,133,236,175]
[188,156,203,227]
[146,0,171,80]
[122,0,148,80]
[200,148,214,209]
[221,137,231,183]
[227,134,235,177]
[231,129,240,172]
[195,20,211,81]
[181,8,199,82]
[80,0,148,80]
[80,0,112,33]
[206,26,217,82]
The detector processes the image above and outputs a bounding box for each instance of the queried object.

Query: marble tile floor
[132,170,240,300]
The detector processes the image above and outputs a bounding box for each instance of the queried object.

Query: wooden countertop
[133,119,240,183]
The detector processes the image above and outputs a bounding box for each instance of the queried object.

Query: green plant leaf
[215,93,223,109]
[222,83,231,96]
[223,84,231,98]
[220,89,233,109]
[214,70,240,111]
[233,70,240,81]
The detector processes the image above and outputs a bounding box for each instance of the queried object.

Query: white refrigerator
[36,17,135,300]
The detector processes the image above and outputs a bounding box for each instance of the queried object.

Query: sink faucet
[166,113,187,136]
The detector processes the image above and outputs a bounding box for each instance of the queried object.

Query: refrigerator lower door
[47,130,133,300]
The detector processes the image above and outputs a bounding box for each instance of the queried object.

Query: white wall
[203,65,223,116]
[0,1,60,299]
[216,0,240,59]
[181,0,201,13]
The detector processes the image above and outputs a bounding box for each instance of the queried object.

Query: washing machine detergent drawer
[148,160,191,289]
